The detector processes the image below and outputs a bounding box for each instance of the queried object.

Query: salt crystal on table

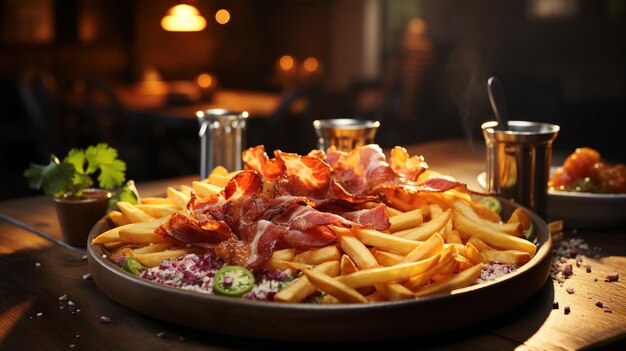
[566,287,575,294]
[100,316,111,323]
[35,262,41,268]
[58,294,68,301]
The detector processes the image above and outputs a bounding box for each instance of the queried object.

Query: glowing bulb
[279,55,295,71]
[303,57,319,72]
[161,4,206,32]
[197,73,214,88]
[215,9,231,24]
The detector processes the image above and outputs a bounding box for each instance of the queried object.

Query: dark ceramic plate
[478,170,626,228]
[87,197,552,342]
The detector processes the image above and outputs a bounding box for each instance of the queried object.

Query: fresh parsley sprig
[24,143,131,199]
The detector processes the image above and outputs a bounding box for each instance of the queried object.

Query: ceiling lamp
[161,4,207,32]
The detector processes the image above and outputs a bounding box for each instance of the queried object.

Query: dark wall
[419,0,626,162]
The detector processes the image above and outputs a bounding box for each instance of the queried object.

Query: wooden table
[1,138,624,350]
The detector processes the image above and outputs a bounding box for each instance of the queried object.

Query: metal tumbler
[481,120,559,220]
[197,109,248,179]
[313,118,380,152]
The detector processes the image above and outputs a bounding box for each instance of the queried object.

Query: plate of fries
[88,172,552,342]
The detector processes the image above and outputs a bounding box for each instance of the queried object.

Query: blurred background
[1,0,625,200]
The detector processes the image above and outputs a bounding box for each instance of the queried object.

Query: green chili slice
[478,196,502,214]
[122,256,145,275]
[213,266,255,297]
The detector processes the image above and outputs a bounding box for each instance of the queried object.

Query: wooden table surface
[1,138,624,350]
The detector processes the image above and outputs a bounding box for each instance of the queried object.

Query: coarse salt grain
[82,273,92,280]
[35,262,41,268]
[566,287,575,294]
[58,294,68,301]
[100,316,111,323]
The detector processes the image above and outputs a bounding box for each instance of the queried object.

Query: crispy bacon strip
[274,151,332,198]
[337,203,390,231]
[389,146,428,181]
[159,212,234,245]
[223,170,263,200]
[242,145,285,180]
[278,226,337,251]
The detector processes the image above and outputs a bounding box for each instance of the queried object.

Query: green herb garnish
[24,143,131,200]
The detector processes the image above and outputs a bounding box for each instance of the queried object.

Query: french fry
[293,245,341,265]
[429,203,443,219]
[336,254,440,288]
[210,165,229,176]
[131,243,173,254]
[548,220,564,236]
[134,249,195,268]
[454,255,473,272]
[465,243,487,265]
[507,207,531,231]
[374,251,404,266]
[301,267,369,303]
[393,208,451,241]
[141,197,178,206]
[452,200,522,236]
[388,208,423,232]
[335,229,379,269]
[353,228,421,255]
[400,233,444,264]
[117,201,156,223]
[108,210,130,227]
[468,198,502,222]
[386,206,405,218]
[274,261,340,303]
[452,212,537,255]
[482,249,532,265]
[414,263,483,297]
[118,217,172,245]
[179,185,194,197]
[446,230,463,245]
[167,187,191,209]
[102,241,127,250]
[92,225,123,244]
[340,254,359,275]
[334,226,415,300]
[192,181,223,198]
[405,245,457,291]
[467,236,493,252]
[135,204,179,218]
[207,174,231,188]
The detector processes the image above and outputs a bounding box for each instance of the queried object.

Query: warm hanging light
[161,4,207,32]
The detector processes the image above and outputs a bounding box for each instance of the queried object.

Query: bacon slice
[237,220,288,270]
[389,146,428,181]
[223,170,263,200]
[332,144,398,195]
[160,212,234,245]
[242,145,285,180]
[337,203,390,231]
[272,203,354,231]
[278,226,337,251]
[274,151,331,198]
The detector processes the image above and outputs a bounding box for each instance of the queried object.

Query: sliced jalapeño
[213,265,255,297]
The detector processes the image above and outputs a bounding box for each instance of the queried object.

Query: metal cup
[197,109,248,178]
[313,118,380,152]
[481,120,560,220]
